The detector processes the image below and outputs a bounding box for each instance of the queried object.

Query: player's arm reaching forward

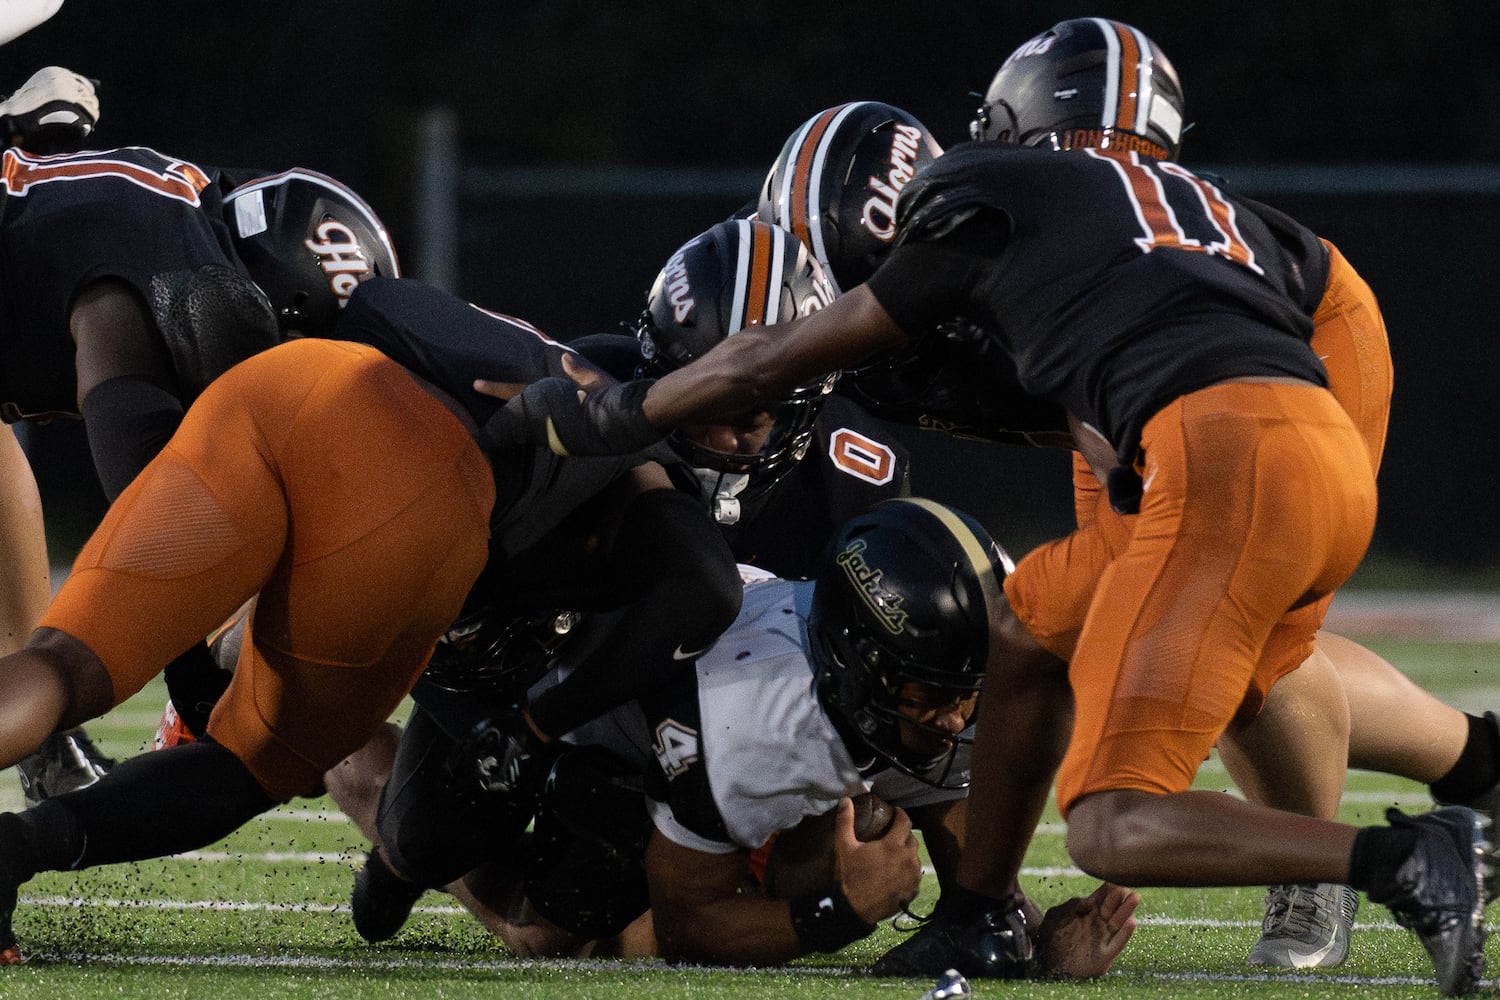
[647,796,920,966]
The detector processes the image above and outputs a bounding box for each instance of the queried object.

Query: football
[762,792,896,899]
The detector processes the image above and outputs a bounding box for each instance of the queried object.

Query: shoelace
[892,900,938,933]
[1262,885,1335,939]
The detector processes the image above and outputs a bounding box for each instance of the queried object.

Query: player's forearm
[652,897,810,965]
[642,285,908,429]
[642,325,794,428]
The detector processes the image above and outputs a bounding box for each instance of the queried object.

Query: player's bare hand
[474,351,604,403]
[1033,881,1139,979]
[833,796,921,924]
[475,356,660,456]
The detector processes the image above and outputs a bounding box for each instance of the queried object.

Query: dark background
[6,1,1498,580]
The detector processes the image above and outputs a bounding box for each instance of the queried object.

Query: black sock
[0,799,87,885]
[1430,713,1500,805]
[1348,824,1419,897]
[938,883,1014,920]
[11,740,275,871]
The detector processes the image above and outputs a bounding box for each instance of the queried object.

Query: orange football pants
[1006,240,1392,715]
[41,338,495,801]
[1051,381,1377,813]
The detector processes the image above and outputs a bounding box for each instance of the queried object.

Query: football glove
[480,376,661,457]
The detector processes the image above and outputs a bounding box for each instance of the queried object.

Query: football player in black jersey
[333,500,1138,975]
[743,67,1500,982]
[0,258,743,964]
[329,217,906,946]
[480,23,1490,996]
[575,217,913,578]
[0,67,121,807]
[925,18,1500,981]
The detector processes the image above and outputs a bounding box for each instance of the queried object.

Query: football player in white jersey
[331,499,1138,975]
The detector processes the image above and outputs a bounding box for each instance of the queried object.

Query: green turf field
[0,636,1494,999]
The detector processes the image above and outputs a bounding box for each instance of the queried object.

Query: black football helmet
[971,17,1185,162]
[809,498,1014,789]
[839,321,1072,447]
[423,604,583,697]
[757,102,943,295]
[0,66,98,154]
[223,168,400,337]
[634,218,836,524]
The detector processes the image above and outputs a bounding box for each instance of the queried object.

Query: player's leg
[0,347,300,961]
[1059,383,1376,880]
[1063,384,1485,995]
[1217,632,1358,969]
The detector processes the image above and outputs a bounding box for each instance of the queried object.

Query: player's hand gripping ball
[763,792,896,899]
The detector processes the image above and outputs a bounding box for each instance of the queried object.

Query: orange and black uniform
[865,142,1377,814]
[1012,236,1392,711]
[43,278,639,802]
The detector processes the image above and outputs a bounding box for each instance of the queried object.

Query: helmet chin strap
[693,467,750,525]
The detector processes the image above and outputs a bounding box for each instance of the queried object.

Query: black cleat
[350,847,425,943]
[1369,806,1489,997]
[874,894,1033,980]
[15,727,114,808]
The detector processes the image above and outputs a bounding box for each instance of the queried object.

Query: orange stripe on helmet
[744,219,775,326]
[788,105,845,249]
[1109,21,1141,135]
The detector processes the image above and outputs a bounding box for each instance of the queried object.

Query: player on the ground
[334,499,1140,975]
[478,25,1491,997]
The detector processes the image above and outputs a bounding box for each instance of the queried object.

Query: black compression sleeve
[80,373,185,500]
[526,487,741,739]
[864,213,1004,336]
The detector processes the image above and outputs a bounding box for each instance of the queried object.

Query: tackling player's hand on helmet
[475,360,661,456]
[833,795,922,924]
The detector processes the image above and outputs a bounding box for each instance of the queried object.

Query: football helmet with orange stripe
[971,17,1185,162]
[757,102,943,295]
[634,218,836,523]
[223,168,401,337]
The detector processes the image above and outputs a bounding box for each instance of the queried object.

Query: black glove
[480,377,661,456]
